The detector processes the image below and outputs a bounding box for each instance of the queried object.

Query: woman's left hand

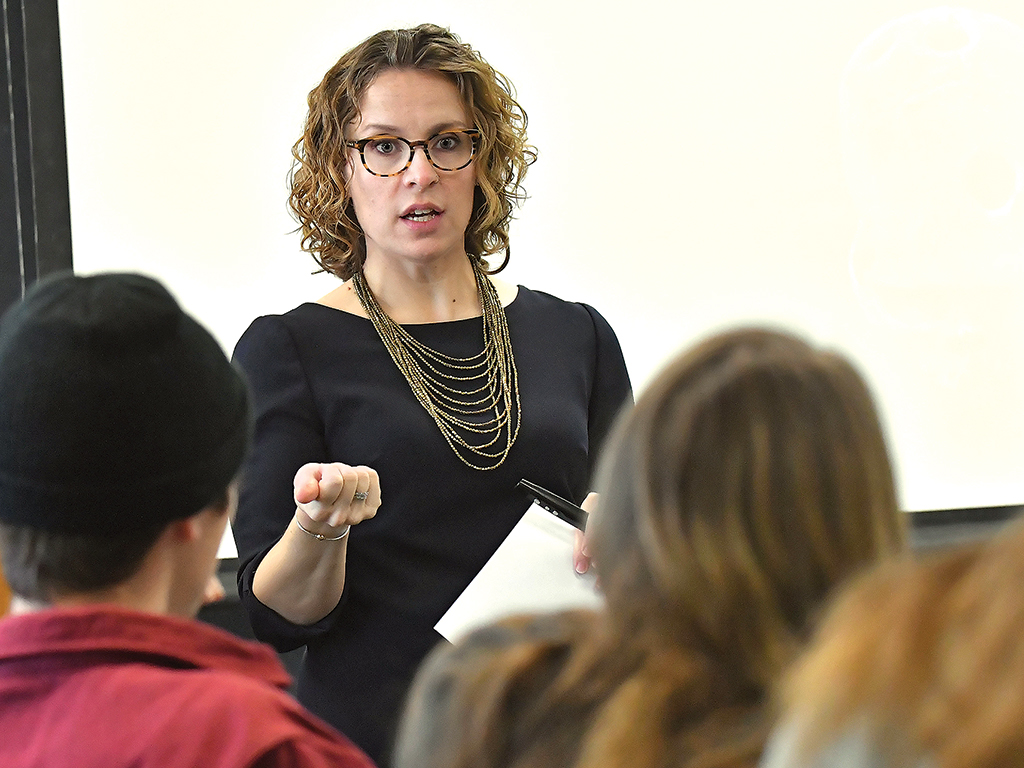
[573,493,599,574]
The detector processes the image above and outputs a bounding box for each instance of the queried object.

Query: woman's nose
[403,145,439,186]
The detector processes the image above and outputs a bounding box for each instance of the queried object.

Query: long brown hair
[591,327,906,688]
[773,517,1024,768]
[394,612,599,768]
[289,23,536,279]
[395,327,906,768]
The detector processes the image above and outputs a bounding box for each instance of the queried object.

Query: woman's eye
[433,134,461,152]
[368,139,398,155]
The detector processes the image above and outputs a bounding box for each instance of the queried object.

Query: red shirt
[0,605,377,768]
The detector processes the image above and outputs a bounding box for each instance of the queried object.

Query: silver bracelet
[295,516,350,541]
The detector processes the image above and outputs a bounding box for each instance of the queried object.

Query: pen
[517,479,588,531]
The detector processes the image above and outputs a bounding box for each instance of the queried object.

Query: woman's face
[346,68,478,273]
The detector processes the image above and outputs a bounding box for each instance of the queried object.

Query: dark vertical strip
[1,0,27,312]
[6,0,35,288]
[21,0,70,281]
[0,0,72,316]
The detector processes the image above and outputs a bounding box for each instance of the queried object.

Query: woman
[231,24,631,766]
[762,517,1024,768]
[392,327,907,768]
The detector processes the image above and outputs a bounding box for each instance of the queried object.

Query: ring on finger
[353,490,369,501]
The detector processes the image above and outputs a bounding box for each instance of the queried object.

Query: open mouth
[401,208,440,222]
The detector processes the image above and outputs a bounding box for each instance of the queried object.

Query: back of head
[394,611,600,768]
[767,518,1024,768]
[0,272,250,602]
[591,327,905,688]
[392,328,907,768]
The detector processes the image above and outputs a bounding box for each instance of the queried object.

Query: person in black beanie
[0,272,376,768]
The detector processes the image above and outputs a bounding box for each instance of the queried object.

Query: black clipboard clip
[517,479,588,532]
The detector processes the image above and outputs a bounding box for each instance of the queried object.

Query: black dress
[232,286,632,766]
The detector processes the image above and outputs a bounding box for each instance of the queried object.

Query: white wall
[58,1,1024,512]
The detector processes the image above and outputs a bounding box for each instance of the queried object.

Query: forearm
[251,512,349,624]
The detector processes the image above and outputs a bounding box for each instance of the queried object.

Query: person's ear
[167,487,236,544]
[166,514,203,544]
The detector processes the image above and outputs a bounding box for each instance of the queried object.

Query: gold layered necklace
[351,260,520,470]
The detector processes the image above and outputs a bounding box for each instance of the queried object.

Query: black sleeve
[231,314,344,651]
[581,303,632,481]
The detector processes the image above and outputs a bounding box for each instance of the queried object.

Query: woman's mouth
[401,208,440,222]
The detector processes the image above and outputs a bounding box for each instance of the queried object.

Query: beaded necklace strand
[351,260,521,470]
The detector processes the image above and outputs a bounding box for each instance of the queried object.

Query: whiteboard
[58,1,1024,512]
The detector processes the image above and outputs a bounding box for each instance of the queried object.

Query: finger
[317,463,351,506]
[350,469,372,507]
[574,529,590,574]
[296,464,347,525]
[354,466,381,507]
[329,466,381,527]
[318,463,365,526]
[574,492,600,574]
[581,492,600,558]
[359,467,382,518]
[293,463,324,505]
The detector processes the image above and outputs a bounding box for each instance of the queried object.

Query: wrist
[294,510,350,542]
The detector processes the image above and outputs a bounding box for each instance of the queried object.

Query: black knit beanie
[0,272,251,534]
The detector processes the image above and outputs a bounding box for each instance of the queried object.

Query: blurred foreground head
[764,516,1024,768]
[591,327,906,685]
[394,327,906,768]
[0,272,250,607]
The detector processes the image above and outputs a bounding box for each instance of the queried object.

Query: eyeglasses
[346,129,481,177]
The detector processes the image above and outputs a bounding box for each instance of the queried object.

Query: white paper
[216,521,237,559]
[435,502,603,643]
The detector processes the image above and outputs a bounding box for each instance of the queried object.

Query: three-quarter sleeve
[231,315,343,650]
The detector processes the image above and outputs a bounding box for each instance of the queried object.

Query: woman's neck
[361,254,481,324]
[317,254,519,321]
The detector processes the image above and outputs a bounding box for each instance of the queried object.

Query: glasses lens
[362,137,412,175]
[427,132,476,171]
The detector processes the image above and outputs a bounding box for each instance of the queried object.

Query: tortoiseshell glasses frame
[345,128,481,177]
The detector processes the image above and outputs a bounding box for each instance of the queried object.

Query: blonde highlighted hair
[289,24,536,279]
[773,516,1024,768]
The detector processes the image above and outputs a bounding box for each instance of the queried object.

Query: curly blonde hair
[289,24,536,280]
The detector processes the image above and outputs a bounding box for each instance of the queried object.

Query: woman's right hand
[293,462,381,534]
[252,462,380,623]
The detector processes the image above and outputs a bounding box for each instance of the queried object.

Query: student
[762,515,1024,768]
[0,272,375,768]
[393,327,906,768]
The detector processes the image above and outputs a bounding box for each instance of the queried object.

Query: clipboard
[517,479,588,531]
[434,491,601,643]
